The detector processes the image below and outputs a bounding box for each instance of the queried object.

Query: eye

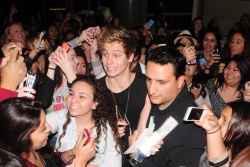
[114,54,118,58]
[233,68,239,71]
[80,95,85,99]
[159,81,166,84]
[69,92,74,96]
[42,126,46,131]
[102,53,108,57]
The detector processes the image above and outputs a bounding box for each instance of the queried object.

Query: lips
[149,94,159,99]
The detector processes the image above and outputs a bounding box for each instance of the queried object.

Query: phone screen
[187,108,204,121]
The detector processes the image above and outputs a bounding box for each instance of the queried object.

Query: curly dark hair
[57,75,122,152]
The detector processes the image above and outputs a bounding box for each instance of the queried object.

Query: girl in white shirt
[46,75,122,167]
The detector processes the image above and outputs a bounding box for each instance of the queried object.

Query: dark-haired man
[135,46,206,167]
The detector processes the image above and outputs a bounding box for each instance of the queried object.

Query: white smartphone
[183,107,206,121]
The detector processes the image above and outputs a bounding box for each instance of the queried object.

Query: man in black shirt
[134,46,206,167]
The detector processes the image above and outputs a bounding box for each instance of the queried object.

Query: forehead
[71,81,94,94]
[10,24,22,30]
[204,32,216,39]
[146,61,175,79]
[232,33,244,39]
[76,56,85,63]
[221,106,232,119]
[227,60,237,67]
[103,42,125,52]
[48,26,57,30]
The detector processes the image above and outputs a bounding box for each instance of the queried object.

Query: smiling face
[101,42,133,78]
[218,106,232,139]
[223,60,241,87]
[8,23,25,43]
[48,25,58,40]
[29,110,51,151]
[203,32,217,52]
[66,81,98,117]
[230,33,245,56]
[146,61,185,107]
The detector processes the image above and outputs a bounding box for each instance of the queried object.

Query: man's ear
[129,53,134,63]
[177,75,185,89]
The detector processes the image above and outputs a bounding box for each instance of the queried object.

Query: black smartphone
[183,107,206,121]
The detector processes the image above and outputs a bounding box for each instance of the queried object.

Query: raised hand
[0,48,26,91]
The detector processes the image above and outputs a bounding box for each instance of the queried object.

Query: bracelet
[48,67,56,70]
[205,66,210,70]
[207,126,221,134]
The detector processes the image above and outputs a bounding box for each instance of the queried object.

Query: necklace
[107,76,132,135]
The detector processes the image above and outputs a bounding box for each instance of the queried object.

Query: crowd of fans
[0,4,250,167]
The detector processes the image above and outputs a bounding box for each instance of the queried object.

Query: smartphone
[24,71,37,90]
[35,30,46,50]
[187,58,197,65]
[83,129,90,144]
[61,42,71,52]
[148,19,154,27]
[183,107,206,121]
[199,58,207,65]
[89,26,100,37]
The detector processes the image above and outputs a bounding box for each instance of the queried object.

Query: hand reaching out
[182,46,196,62]
[1,42,22,58]
[73,131,96,167]
[194,104,220,133]
[0,48,26,91]
[190,84,202,99]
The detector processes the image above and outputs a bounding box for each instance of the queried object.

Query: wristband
[207,126,221,134]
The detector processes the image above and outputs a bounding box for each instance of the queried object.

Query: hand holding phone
[35,30,46,51]
[83,129,90,145]
[183,107,206,121]
[211,49,221,63]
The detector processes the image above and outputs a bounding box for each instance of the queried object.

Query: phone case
[148,20,154,27]
[83,129,90,144]
[36,30,46,49]
[61,42,71,52]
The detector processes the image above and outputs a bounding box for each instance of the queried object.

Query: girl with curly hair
[46,75,122,167]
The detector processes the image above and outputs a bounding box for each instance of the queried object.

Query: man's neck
[106,71,135,93]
